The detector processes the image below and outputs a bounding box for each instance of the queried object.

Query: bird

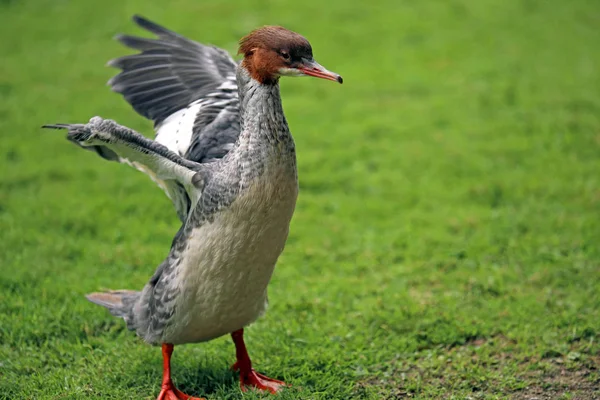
[43,15,342,400]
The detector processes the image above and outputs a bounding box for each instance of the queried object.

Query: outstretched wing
[59,16,242,219]
[108,15,241,165]
[43,117,205,220]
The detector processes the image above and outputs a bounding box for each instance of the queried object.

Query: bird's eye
[280,51,290,60]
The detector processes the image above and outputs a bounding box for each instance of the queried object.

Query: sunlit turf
[1,0,599,398]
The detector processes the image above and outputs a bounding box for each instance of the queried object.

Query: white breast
[162,167,298,345]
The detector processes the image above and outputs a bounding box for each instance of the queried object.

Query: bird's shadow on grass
[119,357,239,397]
[109,354,301,399]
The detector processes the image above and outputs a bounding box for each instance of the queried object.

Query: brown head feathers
[238,26,313,84]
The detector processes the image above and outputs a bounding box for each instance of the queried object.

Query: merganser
[43,15,342,400]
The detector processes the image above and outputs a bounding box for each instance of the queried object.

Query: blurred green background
[1,0,599,399]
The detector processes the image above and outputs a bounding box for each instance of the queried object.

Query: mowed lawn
[1,0,599,399]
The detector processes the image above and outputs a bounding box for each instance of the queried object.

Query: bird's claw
[231,363,287,394]
[156,381,205,400]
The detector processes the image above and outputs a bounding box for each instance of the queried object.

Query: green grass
[1,0,599,399]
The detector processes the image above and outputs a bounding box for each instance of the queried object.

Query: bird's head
[238,26,342,85]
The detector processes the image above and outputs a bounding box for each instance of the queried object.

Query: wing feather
[108,15,238,124]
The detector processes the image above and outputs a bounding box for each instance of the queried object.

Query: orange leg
[230,329,287,394]
[156,343,205,400]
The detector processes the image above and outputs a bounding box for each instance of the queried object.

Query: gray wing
[43,117,204,221]
[108,15,239,125]
[68,16,242,219]
[109,14,241,164]
[183,93,240,163]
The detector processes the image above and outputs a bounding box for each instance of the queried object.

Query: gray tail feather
[86,290,140,329]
